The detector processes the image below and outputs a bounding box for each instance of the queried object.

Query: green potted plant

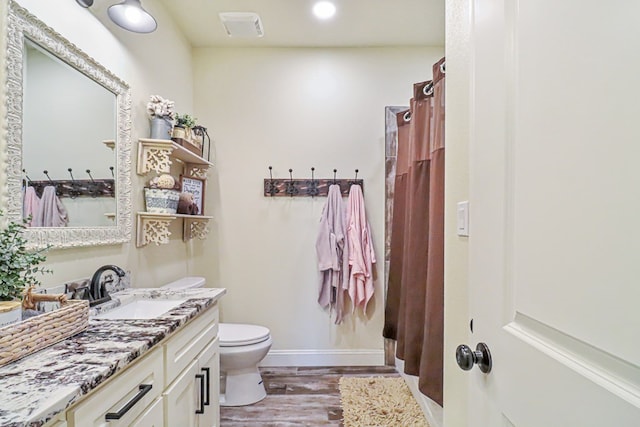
[0,212,50,327]
[172,113,203,156]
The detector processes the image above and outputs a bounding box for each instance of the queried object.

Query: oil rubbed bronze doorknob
[456,342,492,373]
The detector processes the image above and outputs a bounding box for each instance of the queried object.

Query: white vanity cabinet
[164,360,200,426]
[58,303,220,427]
[197,339,221,427]
[164,341,220,427]
[163,304,220,426]
[66,347,164,426]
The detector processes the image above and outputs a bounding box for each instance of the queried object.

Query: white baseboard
[260,349,385,367]
[396,358,443,427]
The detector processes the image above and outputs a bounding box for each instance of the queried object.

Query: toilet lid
[219,323,270,347]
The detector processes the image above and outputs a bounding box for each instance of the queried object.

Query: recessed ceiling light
[313,1,336,20]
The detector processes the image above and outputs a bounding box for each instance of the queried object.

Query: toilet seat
[219,323,270,347]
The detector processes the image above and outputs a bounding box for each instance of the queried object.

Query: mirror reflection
[6,0,132,249]
[22,39,117,228]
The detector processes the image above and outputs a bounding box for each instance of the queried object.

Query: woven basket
[0,299,89,367]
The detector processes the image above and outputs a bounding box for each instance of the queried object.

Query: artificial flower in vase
[147,95,175,140]
[0,211,51,327]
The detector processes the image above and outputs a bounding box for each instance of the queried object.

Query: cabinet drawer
[67,347,164,427]
[130,396,163,426]
[165,304,218,387]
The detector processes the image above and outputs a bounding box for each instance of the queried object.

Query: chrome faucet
[89,265,126,306]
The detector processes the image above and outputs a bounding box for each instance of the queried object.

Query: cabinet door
[130,397,163,427]
[164,305,218,387]
[163,360,199,427]
[197,338,220,427]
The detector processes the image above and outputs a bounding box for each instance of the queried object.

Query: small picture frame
[180,175,206,215]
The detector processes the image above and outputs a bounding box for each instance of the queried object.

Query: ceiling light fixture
[75,0,94,7]
[312,1,336,20]
[108,0,157,33]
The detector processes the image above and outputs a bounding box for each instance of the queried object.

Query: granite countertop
[0,287,226,427]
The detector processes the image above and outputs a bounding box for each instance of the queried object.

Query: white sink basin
[95,299,187,320]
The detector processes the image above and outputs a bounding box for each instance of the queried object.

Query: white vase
[150,116,173,140]
[0,301,22,328]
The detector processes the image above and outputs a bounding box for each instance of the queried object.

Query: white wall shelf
[136,138,213,247]
[136,212,213,247]
[137,138,213,176]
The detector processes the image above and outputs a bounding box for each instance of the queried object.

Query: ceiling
[154,0,444,48]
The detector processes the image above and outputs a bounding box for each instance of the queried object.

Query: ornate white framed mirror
[4,1,132,248]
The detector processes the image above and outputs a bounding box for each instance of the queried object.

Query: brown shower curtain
[384,57,445,406]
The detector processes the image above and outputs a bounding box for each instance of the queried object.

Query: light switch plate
[457,201,469,236]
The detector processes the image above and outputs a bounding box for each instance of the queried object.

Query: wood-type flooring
[220,366,399,426]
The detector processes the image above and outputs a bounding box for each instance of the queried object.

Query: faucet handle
[71,286,91,301]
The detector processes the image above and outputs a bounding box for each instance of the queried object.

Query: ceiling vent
[219,12,264,38]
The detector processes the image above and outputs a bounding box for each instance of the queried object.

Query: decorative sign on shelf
[180,176,206,215]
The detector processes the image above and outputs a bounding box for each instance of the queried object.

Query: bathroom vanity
[0,287,225,427]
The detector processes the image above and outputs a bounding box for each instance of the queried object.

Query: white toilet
[161,277,273,407]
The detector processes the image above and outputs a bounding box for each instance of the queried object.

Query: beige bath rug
[339,377,430,427]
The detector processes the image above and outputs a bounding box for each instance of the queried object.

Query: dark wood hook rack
[264,167,363,197]
[23,169,115,198]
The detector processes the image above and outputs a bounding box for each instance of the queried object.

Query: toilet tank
[161,276,206,289]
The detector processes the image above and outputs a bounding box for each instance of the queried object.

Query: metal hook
[307,167,319,197]
[43,170,55,185]
[288,168,294,197]
[333,169,337,185]
[86,169,98,197]
[22,169,33,185]
[109,166,114,179]
[355,169,359,180]
[43,170,62,196]
[67,168,80,199]
[267,166,278,196]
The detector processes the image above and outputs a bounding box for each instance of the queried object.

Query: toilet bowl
[161,277,272,407]
[218,323,272,406]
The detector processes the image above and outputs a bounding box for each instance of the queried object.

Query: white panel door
[466,0,640,425]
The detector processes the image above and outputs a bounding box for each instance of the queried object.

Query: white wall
[443,0,471,425]
[1,0,449,370]
[192,47,444,363]
[2,0,197,288]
